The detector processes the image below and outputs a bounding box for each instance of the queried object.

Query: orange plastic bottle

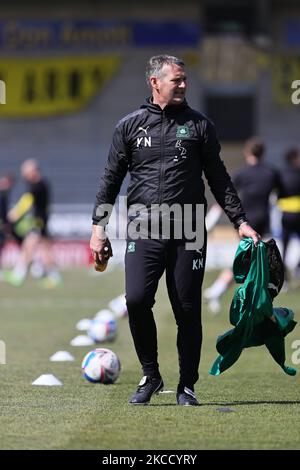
[94,246,110,272]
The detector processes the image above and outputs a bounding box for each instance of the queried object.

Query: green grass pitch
[0,267,299,450]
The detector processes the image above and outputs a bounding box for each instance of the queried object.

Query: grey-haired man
[90,55,260,406]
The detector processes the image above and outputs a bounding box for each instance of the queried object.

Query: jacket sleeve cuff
[233,217,249,230]
[92,219,107,227]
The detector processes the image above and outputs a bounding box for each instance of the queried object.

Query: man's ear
[150,76,158,89]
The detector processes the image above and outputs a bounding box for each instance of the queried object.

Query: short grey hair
[145,55,185,88]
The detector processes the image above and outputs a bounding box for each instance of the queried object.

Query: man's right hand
[90,225,113,264]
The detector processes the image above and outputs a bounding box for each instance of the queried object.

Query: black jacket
[93,98,247,227]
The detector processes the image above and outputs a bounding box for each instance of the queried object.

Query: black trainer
[176,387,200,406]
[129,375,164,405]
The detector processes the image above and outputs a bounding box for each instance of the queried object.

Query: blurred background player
[204,137,280,313]
[0,174,15,279]
[5,159,62,287]
[277,147,300,287]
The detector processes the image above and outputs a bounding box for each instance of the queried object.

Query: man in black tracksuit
[90,55,260,406]
[277,147,300,281]
[0,174,14,274]
[233,137,280,236]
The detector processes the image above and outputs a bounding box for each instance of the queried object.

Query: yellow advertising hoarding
[200,37,263,83]
[0,55,121,117]
[272,54,300,106]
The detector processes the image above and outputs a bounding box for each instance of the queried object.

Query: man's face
[21,161,37,182]
[0,176,13,191]
[152,64,187,107]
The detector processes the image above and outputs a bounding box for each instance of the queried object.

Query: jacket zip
[158,110,166,204]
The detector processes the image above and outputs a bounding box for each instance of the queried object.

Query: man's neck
[246,155,260,166]
[152,95,167,110]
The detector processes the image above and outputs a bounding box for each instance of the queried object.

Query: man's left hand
[238,222,261,246]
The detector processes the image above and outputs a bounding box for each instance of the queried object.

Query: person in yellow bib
[0,174,16,279]
[5,159,61,287]
[277,147,300,284]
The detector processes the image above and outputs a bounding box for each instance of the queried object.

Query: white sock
[205,278,228,299]
[12,262,28,280]
[48,269,62,281]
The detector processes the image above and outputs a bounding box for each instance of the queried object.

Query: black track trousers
[125,235,206,390]
[282,212,300,273]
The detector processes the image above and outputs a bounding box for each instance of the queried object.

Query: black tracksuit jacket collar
[140,97,189,115]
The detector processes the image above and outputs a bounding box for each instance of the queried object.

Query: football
[108,295,128,318]
[87,317,117,343]
[82,348,121,384]
[94,309,115,322]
